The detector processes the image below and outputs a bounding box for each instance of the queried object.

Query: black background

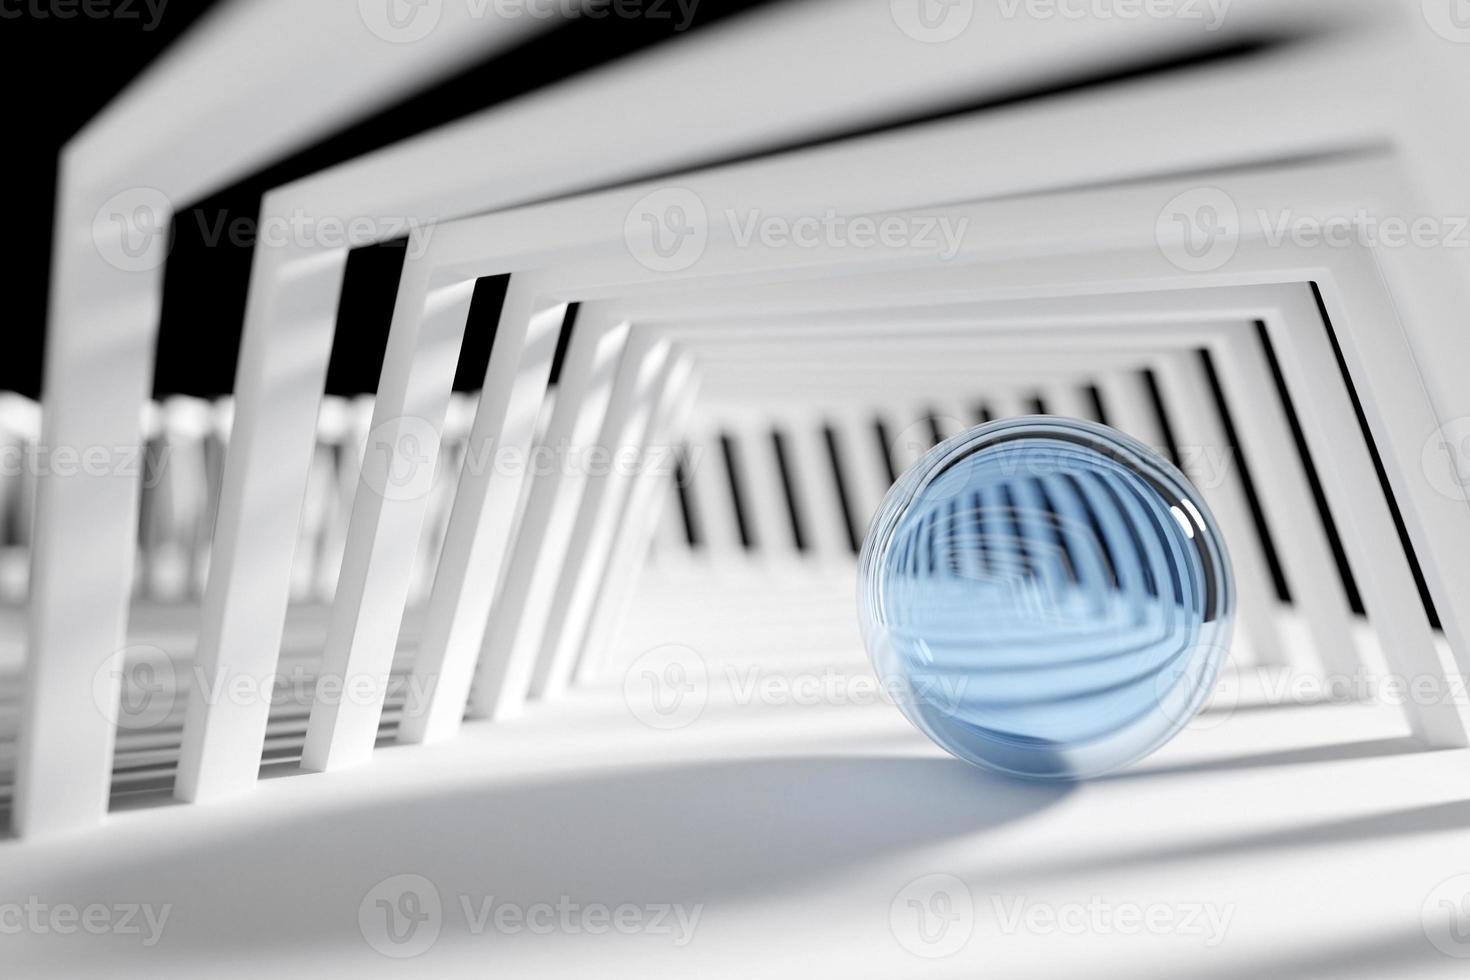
[1,0,780,400]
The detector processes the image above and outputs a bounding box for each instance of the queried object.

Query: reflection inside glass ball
[858,417,1235,780]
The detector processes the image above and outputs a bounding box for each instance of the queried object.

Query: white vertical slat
[409,391,476,605]
[299,262,476,773]
[826,411,882,548]
[574,357,701,687]
[842,408,895,527]
[532,336,674,701]
[991,389,1033,422]
[147,397,213,601]
[194,398,233,598]
[292,399,347,603]
[887,401,939,475]
[649,467,693,568]
[1265,289,1468,748]
[1100,365,1277,669]
[1316,255,1470,682]
[782,411,853,563]
[690,416,745,562]
[1095,372,1165,455]
[730,413,799,560]
[174,241,350,804]
[316,396,376,602]
[0,394,40,604]
[1213,330,1362,679]
[462,314,631,718]
[389,279,567,745]
[932,402,974,441]
[1043,382,1092,422]
[14,191,166,834]
[1152,351,1290,671]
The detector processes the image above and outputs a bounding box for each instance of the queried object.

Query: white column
[299,261,478,773]
[386,278,567,745]
[460,314,631,719]
[1152,351,1289,670]
[533,337,676,700]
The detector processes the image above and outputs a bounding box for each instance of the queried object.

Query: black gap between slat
[547,303,580,387]
[1254,320,1365,616]
[873,419,899,486]
[322,240,407,396]
[720,432,755,550]
[771,429,808,553]
[926,413,946,448]
[1141,368,1182,466]
[452,275,511,391]
[1199,348,1291,604]
[823,425,862,555]
[1086,385,1111,427]
[1310,284,1440,630]
[674,447,701,549]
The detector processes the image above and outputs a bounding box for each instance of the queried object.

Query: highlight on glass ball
[857,416,1235,781]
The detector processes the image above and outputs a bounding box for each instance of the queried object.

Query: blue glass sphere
[857,417,1234,780]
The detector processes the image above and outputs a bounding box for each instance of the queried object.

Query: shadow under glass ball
[857,417,1235,780]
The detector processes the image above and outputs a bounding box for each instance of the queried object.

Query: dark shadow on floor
[23,754,1071,963]
[1107,736,1428,781]
[978,799,1470,884]
[1131,925,1445,980]
[1196,694,1357,716]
